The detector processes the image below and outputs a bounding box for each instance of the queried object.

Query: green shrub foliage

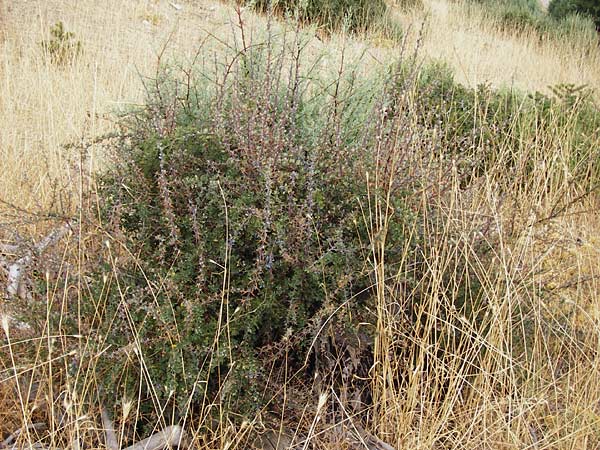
[466,0,547,33]
[548,0,580,19]
[250,0,389,33]
[92,37,416,423]
[549,0,600,29]
[400,60,600,183]
[71,29,600,430]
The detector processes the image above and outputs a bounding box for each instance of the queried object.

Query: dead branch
[0,222,73,299]
[327,388,396,450]
[101,406,119,450]
[122,425,185,450]
[2,443,48,450]
[1,419,185,450]
[101,404,186,450]
[349,423,396,450]
[0,422,47,449]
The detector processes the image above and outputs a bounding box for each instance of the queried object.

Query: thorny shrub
[88,27,421,428]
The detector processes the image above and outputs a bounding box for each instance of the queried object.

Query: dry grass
[2,0,598,215]
[0,0,234,218]
[1,0,600,449]
[0,0,387,221]
[393,0,600,95]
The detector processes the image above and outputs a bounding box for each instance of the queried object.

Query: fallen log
[123,425,185,450]
[101,405,187,450]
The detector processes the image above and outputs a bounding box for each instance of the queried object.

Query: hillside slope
[1,0,598,215]
[394,0,599,94]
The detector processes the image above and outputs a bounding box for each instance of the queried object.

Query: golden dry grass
[2,0,599,216]
[394,0,600,95]
[0,0,381,220]
[0,0,237,218]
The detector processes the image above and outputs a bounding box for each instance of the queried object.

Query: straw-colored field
[395,0,600,93]
[1,0,598,215]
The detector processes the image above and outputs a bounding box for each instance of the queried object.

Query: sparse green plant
[40,21,82,66]
[550,82,593,107]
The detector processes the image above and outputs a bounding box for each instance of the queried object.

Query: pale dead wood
[101,406,119,450]
[101,405,186,450]
[2,443,48,450]
[122,425,185,450]
[349,423,396,450]
[71,433,81,450]
[254,429,294,450]
[328,388,396,450]
[0,222,73,299]
[2,420,185,450]
[0,422,47,449]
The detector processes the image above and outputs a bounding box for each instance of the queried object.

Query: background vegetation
[549,0,600,28]
[250,0,389,33]
[464,0,599,46]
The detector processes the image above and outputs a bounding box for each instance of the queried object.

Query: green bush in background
[466,0,547,33]
[550,12,599,48]
[548,0,579,19]
[496,0,548,32]
[465,0,598,45]
[392,59,600,183]
[549,0,600,29]
[249,0,389,34]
